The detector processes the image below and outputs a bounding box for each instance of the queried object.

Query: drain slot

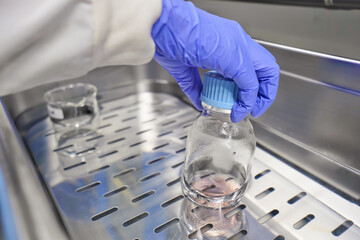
[227,229,247,240]
[128,107,139,113]
[202,184,216,192]
[200,172,215,179]
[175,148,186,153]
[76,147,96,155]
[273,235,285,240]
[76,181,101,193]
[89,165,110,174]
[91,207,118,221]
[132,190,155,203]
[257,209,279,224]
[158,131,172,137]
[162,120,176,126]
[288,192,307,205]
[147,156,167,165]
[180,135,187,140]
[123,116,137,122]
[115,126,131,132]
[161,195,184,208]
[154,218,180,233]
[98,123,112,129]
[188,224,213,239]
[255,169,271,179]
[104,186,128,198]
[86,135,104,142]
[44,131,56,137]
[293,214,315,230]
[123,212,149,227]
[153,143,169,150]
[332,220,353,236]
[191,207,201,214]
[54,144,73,152]
[108,105,124,112]
[113,168,136,178]
[167,177,181,187]
[224,204,246,218]
[107,137,125,145]
[102,114,118,120]
[172,161,184,168]
[255,187,275,200]
[142,118,156,123]
[63,162,86,171]
[99,150,118,158]
[139,172,161,183]
[137,129,151,135]
[123,154,140,161]
[130,141,146,147]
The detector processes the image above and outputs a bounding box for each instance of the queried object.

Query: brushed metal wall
[250,45,360,201]
[195,0,360,60]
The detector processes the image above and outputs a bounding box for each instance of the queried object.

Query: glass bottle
[181,71,256,208]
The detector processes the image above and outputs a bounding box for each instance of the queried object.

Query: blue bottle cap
[200,71,238,110]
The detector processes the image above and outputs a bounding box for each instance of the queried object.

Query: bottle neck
[202,102,232,119]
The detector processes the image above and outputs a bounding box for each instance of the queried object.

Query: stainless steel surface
[23,89,360,240]
[256,40,360,93]
[195,0,360,60]
[224,0,360,9]
[249,42,360,201]
[0,99,68,240]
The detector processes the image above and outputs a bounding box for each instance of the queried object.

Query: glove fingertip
[251,100,270,118]
[250,110,261,118]
[194,100,203,111]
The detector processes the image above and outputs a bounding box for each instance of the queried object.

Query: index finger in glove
[245,36,280,117]
[213,44,259,123]
[154,54,203,111]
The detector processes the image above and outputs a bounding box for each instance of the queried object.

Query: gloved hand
[152,0,280,122]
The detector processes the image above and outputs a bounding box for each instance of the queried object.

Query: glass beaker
[44,83,101,157]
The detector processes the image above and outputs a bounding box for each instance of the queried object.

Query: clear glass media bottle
[181,71,256,208]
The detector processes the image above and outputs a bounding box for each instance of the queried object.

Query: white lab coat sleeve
[0,0,162,96]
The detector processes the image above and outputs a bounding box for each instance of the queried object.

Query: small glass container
[44,83,101,156]
[181,71,256,208]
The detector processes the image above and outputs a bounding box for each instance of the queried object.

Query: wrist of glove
[151,0,280,122]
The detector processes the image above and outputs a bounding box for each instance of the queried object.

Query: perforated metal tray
[25,91,360,240]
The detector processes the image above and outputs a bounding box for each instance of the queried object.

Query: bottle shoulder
[189,113,255,140]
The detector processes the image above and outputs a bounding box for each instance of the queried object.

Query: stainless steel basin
[1,53,359,239]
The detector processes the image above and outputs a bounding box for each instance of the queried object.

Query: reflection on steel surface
[25,92,360,239]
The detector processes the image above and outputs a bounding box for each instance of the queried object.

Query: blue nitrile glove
[151,0,280,122]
